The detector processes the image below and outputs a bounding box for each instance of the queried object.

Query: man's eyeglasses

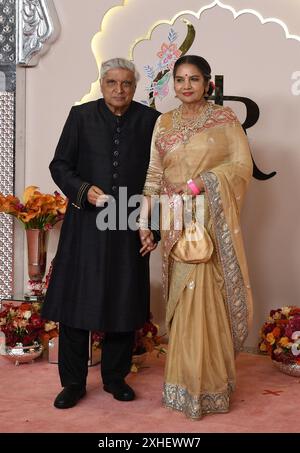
[104,79,134,90]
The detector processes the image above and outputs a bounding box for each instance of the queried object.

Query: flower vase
[4,342,43,366]
[272,360,300,377]
[25,229,49,301]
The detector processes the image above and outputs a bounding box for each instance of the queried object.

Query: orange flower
[18,210,40,223]
[279,336,290,347]
[259,342,267,352]
[23,186,39,204]
[0,186,68,229]
[18,303,32,311]
[266,333,275,345]
[0,194,21,215]
[272,327,281,338]
[55,193,67,214]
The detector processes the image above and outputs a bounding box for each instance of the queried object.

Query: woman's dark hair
[173,55,214,96]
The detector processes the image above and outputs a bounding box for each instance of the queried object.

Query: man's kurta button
[113,151,119,157]
[114,139,120,145]
[113,173,119,179]
[112,185,117,192]
[113,161,119,167]
[116,127,121,133]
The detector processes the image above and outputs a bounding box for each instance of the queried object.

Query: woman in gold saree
[139,55,253,419]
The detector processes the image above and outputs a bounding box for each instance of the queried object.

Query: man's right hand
[87,185,109,206]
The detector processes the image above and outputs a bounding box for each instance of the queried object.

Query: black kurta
[42,99,160,331]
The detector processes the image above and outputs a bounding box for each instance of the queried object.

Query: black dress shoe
[54,384,86,409]
[103,381,135,401]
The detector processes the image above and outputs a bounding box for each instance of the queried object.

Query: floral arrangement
[259,306,300,364]
[0,185,67,230]
[91,331,105,350]
[134,317,166,356]
[0,301,58,348]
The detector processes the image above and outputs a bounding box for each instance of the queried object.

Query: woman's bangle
[187,179,201,195]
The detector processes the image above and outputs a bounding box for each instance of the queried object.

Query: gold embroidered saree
[143,103,253,419]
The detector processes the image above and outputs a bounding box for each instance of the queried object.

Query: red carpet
[0,352,299,433]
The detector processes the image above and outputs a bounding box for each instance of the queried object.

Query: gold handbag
[170,220,214,264]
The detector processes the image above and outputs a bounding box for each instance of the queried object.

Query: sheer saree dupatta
[201,121,253,352]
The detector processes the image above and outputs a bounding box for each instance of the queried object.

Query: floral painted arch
[144,21,195,109]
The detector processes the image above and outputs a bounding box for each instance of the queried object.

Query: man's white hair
[100,58,140,83]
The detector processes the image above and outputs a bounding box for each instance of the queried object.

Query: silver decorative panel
[0,0,16,64]
[0,92,14,297]
[0,1,58,297]
[17,0,59,66]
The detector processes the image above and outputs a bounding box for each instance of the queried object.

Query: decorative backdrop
[1,0,299,348]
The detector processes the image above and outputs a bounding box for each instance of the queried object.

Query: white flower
[291,331,300,340]
[23,310,32,320]
[281,306,291,317]
[291,340,300,356]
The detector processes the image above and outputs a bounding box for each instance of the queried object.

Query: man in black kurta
[42,58,160,408]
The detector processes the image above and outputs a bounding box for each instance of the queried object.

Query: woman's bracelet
[137,217,160,231]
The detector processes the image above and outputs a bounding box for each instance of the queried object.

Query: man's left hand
[139,229,157,256]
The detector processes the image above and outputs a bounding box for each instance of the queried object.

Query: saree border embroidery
[201,171,248,352]
[163,382,235,419]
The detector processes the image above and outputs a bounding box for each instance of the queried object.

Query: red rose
[142,322,158,337]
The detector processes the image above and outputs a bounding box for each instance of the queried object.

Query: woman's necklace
[173,102,213,145]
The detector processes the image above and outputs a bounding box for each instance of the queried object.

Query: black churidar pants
[58,323,135,387]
